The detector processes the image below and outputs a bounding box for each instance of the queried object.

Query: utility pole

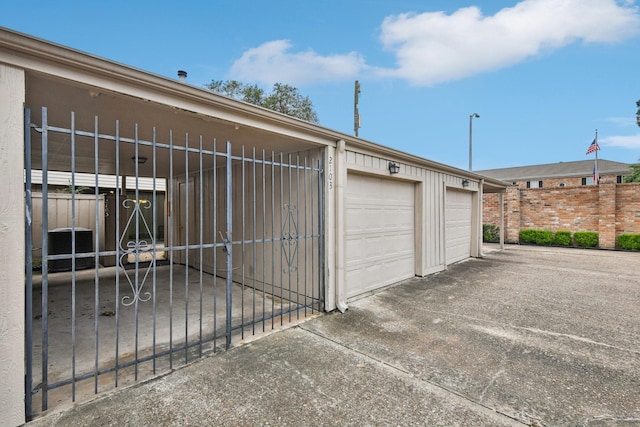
[354,80,361,137]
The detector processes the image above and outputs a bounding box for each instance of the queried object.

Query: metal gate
[24,107,324,419]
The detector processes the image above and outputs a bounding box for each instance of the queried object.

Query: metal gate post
[24,107,33,420]
[225,140,233,348]
[40,107,49,412]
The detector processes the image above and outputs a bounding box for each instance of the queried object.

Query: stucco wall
[0,63,26,426]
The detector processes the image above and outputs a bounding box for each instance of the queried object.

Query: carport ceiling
[26,72,321,178]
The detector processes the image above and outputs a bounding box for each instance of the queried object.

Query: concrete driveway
[29,244,640,426]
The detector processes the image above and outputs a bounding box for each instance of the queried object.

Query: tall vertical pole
[354,80,361,137]
[225,140,233,349]
[595,129,599,184]
[24,107,33,420]
[469,113,480,171]
[468,115,473,171]
[41,107,49,412]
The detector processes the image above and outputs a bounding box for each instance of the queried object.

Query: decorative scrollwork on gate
[119,198,155,306]
[282,204,298,273]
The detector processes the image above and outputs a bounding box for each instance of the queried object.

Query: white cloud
[601,134,640,149]
[606,116,640,128]
[378,0,640,85]
[229,0,640,86]
[229,40,367,86]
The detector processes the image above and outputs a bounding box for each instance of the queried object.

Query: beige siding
[0,63,25,427]
[424,169,445,271]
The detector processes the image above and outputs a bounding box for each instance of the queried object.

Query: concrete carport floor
[29,244,640,426]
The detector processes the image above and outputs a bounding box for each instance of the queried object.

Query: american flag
[586,139,600,155]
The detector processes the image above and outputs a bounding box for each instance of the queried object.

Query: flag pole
[595,129,599,184]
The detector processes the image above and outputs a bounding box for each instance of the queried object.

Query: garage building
[0,27,506,425]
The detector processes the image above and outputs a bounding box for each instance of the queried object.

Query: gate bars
[24,107,324,418]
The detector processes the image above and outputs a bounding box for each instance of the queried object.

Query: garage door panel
[346,251,414,271]
[348,208,413,229]
[346,236,413,262]
[445,189,472,265]
[346,255,414,296]
[346,174,415,298]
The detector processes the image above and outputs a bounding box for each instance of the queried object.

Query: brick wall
[483,182,640,248]
[616,184,640,234]
[483,191,501,224]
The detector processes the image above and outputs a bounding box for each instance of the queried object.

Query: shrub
[483,224,500,243]
[617,234,640,251]
[574,231,598,248]
[553,231,572,246]
[534,230,554,246]
[519,229,553,245]
[519,229,537,244]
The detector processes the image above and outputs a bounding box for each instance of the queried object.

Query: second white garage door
[345,174,415,299]
[445,189,473,265]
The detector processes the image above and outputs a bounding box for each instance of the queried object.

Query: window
[559,183,565,187]
[526,180,543,188]
[582,177,596,185]
[617,175,623,184]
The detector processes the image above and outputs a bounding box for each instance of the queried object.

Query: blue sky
[2,0,640,170]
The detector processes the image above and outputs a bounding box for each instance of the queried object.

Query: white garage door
[445,189,473,265]
[346,174,415,298]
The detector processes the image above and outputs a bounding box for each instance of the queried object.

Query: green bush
[553,231,572,246]
[519,229,537,244]
[520,229,601,248]
[483,224,500,243]
[574,231,599,248]
[519,229,554,245]
[534,230,554,246]
[617,234,640,250]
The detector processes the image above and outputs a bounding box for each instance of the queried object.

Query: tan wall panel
[0,63,26,427]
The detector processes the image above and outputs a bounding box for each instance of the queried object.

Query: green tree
[636,99,640,127]
[624,160,640,183]
[205,80,319,123]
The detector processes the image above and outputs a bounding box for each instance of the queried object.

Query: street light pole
[469,113,480,171]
